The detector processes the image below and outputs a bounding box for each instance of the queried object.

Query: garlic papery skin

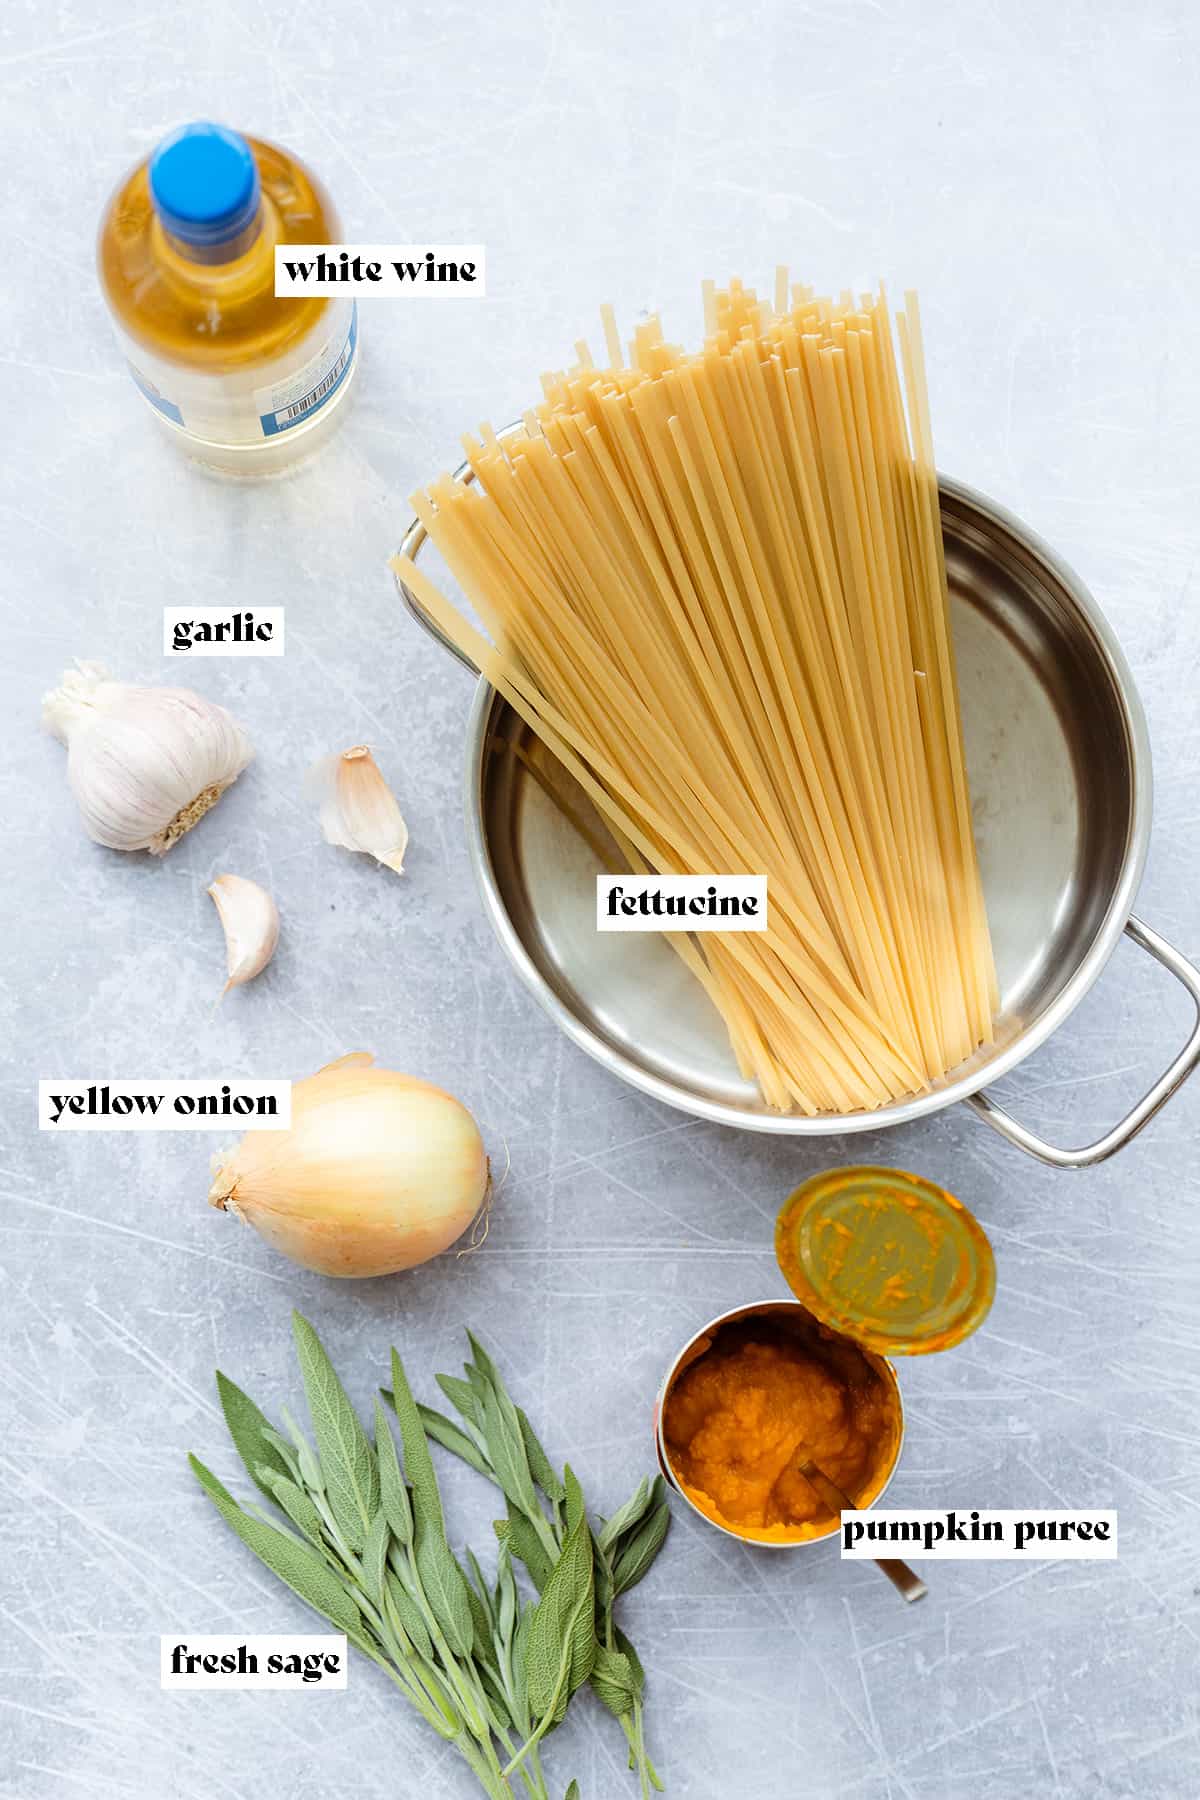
[208,1052,488,1278]
[208,874,279,992]
[42,662,253,855]
[307,745,408,873]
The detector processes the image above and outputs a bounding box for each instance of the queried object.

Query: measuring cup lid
[775,1165,995,1356]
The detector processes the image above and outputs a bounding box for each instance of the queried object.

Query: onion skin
[209,1054,489,1278]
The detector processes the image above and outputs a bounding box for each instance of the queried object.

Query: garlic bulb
[42,662,253,855]
[307,745,408,873]
[209,1052,489,1278]
[208,874,279,991]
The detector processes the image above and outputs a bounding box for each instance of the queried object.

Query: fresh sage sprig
[193,1315,554,1800]
[190,1314,670,1800]
[402,1332,670,1799]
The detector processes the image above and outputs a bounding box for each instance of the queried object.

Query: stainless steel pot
[397,466,1200,1166]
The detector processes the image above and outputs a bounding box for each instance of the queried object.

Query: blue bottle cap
[149,122,261,252]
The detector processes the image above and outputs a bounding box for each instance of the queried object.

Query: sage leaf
[612,1500,670,1597]
[526,1508,596,1726]
[363,1507,391,1604]
[512,1598,535,1705]
[476,1384,540,1519]
[386,1570,433,1661]
[465,1573,494,1666]
[466,1548,496,1631]
[418,1403,496,1485]
[260,1426,302,1482]
[479,1665,513,1734]
[502,1499,554,1592]
[414,1657,463,1737]
[553,1593,595,1729]
[591,1533,614,1619]
[465,1334,543,1518]
[614,1626,645,1688]
[465,1330,506,1393]
[281,1404,325,1493]
[189,1454,362,1640]
[414,1529,474,1659]
[465,1363,493,1411]
[292,1313,379,1551]
[436,1372,483,1429]
[215,1370,292,1505]
[247,1499,303,1538]
[387,1348,444,1539]
[598,1477,652,1555]
[563,1465,586,1539]
[496,1540,518,1651]
[259,1469,325,1545]
[589,1643,641,1719]
[518,1407,566,1506]
[374,1399,414,1547]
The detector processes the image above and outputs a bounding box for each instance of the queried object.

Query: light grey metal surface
[4,4,1200,1799]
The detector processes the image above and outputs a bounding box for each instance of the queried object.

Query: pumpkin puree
[663,1317,901,1543]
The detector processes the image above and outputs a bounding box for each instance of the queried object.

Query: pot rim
[653,1298,905,1550]
[461,475,1152,1134]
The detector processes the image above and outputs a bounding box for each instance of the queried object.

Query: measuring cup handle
[966,916,1200,1168]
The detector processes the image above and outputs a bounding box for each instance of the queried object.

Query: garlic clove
[42,661,253,855]
[306,745,408,873]
[208,874,280,992]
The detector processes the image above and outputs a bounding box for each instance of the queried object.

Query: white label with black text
[840,1509,1118,1559]
[597,875,768,932]
[39,1080,292,1131]
[163,607,284,657]
[275,244,486,298]
[161,1635,347,1690]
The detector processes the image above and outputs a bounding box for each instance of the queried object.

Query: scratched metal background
[3,2,1200,1796]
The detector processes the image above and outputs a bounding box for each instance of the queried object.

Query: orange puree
[663,1318,901,1542]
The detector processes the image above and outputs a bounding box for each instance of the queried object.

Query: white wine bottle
[98,121,358,477]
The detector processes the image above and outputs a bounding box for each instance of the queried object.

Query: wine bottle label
[126,361,185,424]
[253,304,357,435]
[117,299,357,447]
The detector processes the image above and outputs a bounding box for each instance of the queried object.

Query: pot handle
[392,431,524,681]
[393,506,484,679]
[967,915,1200,1168]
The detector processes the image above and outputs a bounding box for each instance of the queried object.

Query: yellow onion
[208,1052,489,1278]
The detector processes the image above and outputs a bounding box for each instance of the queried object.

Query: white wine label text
[39,1080,291,1132]
[841,1509,1118,1560]
[161,1635,347,1690]
[163,607,284,656]
[275,244,486,298]
[596,875,768,932]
